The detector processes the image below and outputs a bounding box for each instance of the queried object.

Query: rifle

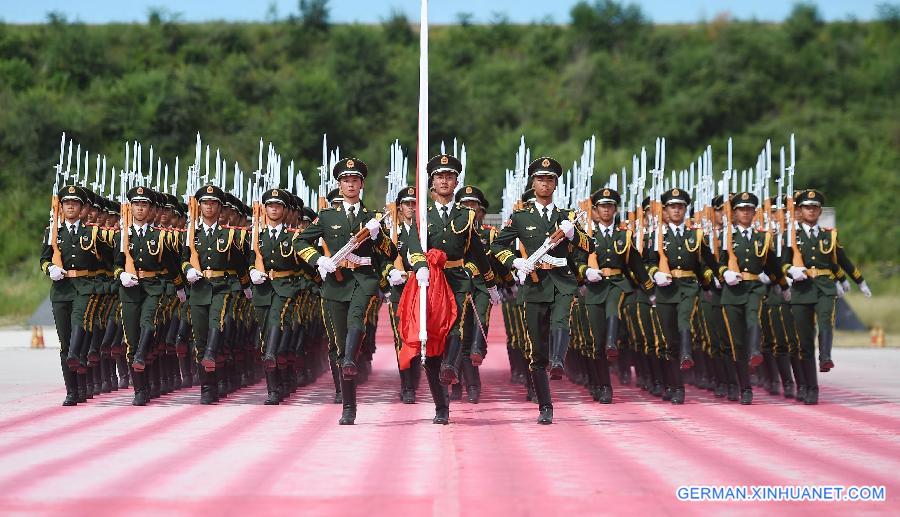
[252,200,266,274]
[722,139,739,273]
[121,202,137,277]
[581,198,599,269]
[187,196,201,272]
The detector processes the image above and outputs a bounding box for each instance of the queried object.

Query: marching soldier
[580,187,653,404]
[405,154,501,424]
[249,188,303,405]
[41,185,108,405]
[114,187,185,406]
[455,184,496,403]
[782,189,871,404]
[716,192,787,405]
[181,184,253,404]
[492,156,593,424]
[648,188,717,404]
[296,158,397,425]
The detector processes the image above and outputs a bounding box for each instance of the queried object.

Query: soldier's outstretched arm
[404,222,428,272]
[835,234,865,285]
[371,219,398,261]
[465,225,496,288]
[490,218,520,270]
[626,236,654,292]
[295,217,326,266]
[39,228,53,275]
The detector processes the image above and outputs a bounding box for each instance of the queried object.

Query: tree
[299,0,329,32]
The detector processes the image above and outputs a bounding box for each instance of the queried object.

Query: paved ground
[0,308,898,515]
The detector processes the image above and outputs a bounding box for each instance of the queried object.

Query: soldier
[249,188,304,405]
[782,189,871,404]
[385,186,422,404]
[492,156,593,424]
[580,187,653,404]
[41,186,105,405]
[455,184,496,403]
[181,184,253,404]
[717,192,787,405]
[647,188,717,404]
[296,158,397,425]
[114,187,185,406]
[405,154,501,424]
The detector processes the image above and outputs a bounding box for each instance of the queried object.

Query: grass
[0,262,50,327]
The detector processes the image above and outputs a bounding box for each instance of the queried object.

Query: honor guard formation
[41,132,872,424]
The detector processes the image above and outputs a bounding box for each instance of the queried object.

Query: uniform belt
[136,270,161,279]
[806,268,834,279]
[444,259,465,269]
[65,270,100,278]
[268,270,297,279]
[337,260,371,270]
[600,268,622,277]
[536,262,565,270]
[670,269,696,279]
[202,269,237,279]
[740,272,760,281]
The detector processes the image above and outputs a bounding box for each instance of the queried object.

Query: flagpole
[416,0,429,352]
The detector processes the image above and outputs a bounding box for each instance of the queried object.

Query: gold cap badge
[808,191,815,198]
[207,186,214,193]
[541,158,550,167]
[440,156,449,165]
[603,189,610,196]
[673,189,680,196]
[466,186,473,194]
[742,192,749,200]
[137,187,144,194]
[68,186,76,193]
[346,159,355,168]
[272,189,278,196]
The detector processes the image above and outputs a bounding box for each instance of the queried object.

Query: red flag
[397,248,457,370]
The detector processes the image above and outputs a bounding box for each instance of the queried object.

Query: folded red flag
[397,248,457,370]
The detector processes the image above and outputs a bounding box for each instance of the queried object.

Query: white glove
[859,280,872,298]
[841,279,851,293]
[365,218,380,240]
[387,268,406,286]
[516,271,527,285]
[835,281,845,298]
[649,294,657,306]
[559,220,575,240]
[585,267,602,283]
[785,277,793,287]
[512,258,534,275]
[119,271,139,288]
[416,267,430,287]
[759,272,771,285]
[243,287,253,300]
[788,265,808,281]
[176,289,186,303]
[723,270,742,286]
[186,268,202,284]
[49,265,66,282]
[250,268,268,285]
[713,277,721,289]
[316,256,337,273]
[653,271,672,287]
[783,287,792,302]
[488,286,502,305]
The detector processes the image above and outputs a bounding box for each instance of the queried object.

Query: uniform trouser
[655,296,698,361]
[764,304,793,357]
[623,300,657,357]
[585,289,626,356]
[322,295,377,363]
[722,288,765,363]
[523,288,574,370]
[254,294,293,354]
[463,289,491,357]
[121,289,162,363]
[791,297,836,361]
[700,300,726,358]
[189,288,231,362]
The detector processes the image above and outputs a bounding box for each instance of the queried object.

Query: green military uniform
[296,157,397,425]
[181,184,251,404]
[41,185,111,405]
[717,192,787,405]
[578,188,653,404]
[782,189,867,405]
[647,188,717,404]
[491,157,594,424]
[113,187,184,406]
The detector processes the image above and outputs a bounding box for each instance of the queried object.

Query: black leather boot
[461,357,481,403]
[66,326,87,371]
[265,370,281,405]
[765,353,780,395]
[61,355,78,406]
[747,325,763,368]
[450,382,462,401]
[525,368,536,402]
[791,355,806,402]
[148,361,161,399]
[678,328,694,370]
[201,328,223,372]
[76,372,88,402]
[605,316,620,361]
[263,326,281,370]
[548,329,570,380]
[818,327,834,372]
[670,360,685,404]
[532,369,553,424]
[713,357,727,397]
[199,370,215,405]
[99,355,112,393]
[426,357,450,424]
[803,359,819,405]
[116,355,130,389]
[339,378,357,425]
[180,356,193,389]
[341,328,365,380]
[87,327,102,366]
[329,355,343,404]
[132,369,148,406]
[470,321,486,366]
[776,355,795,398]
[131,327,155,372]
[735,355,751,404]
[440,334,463,386]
